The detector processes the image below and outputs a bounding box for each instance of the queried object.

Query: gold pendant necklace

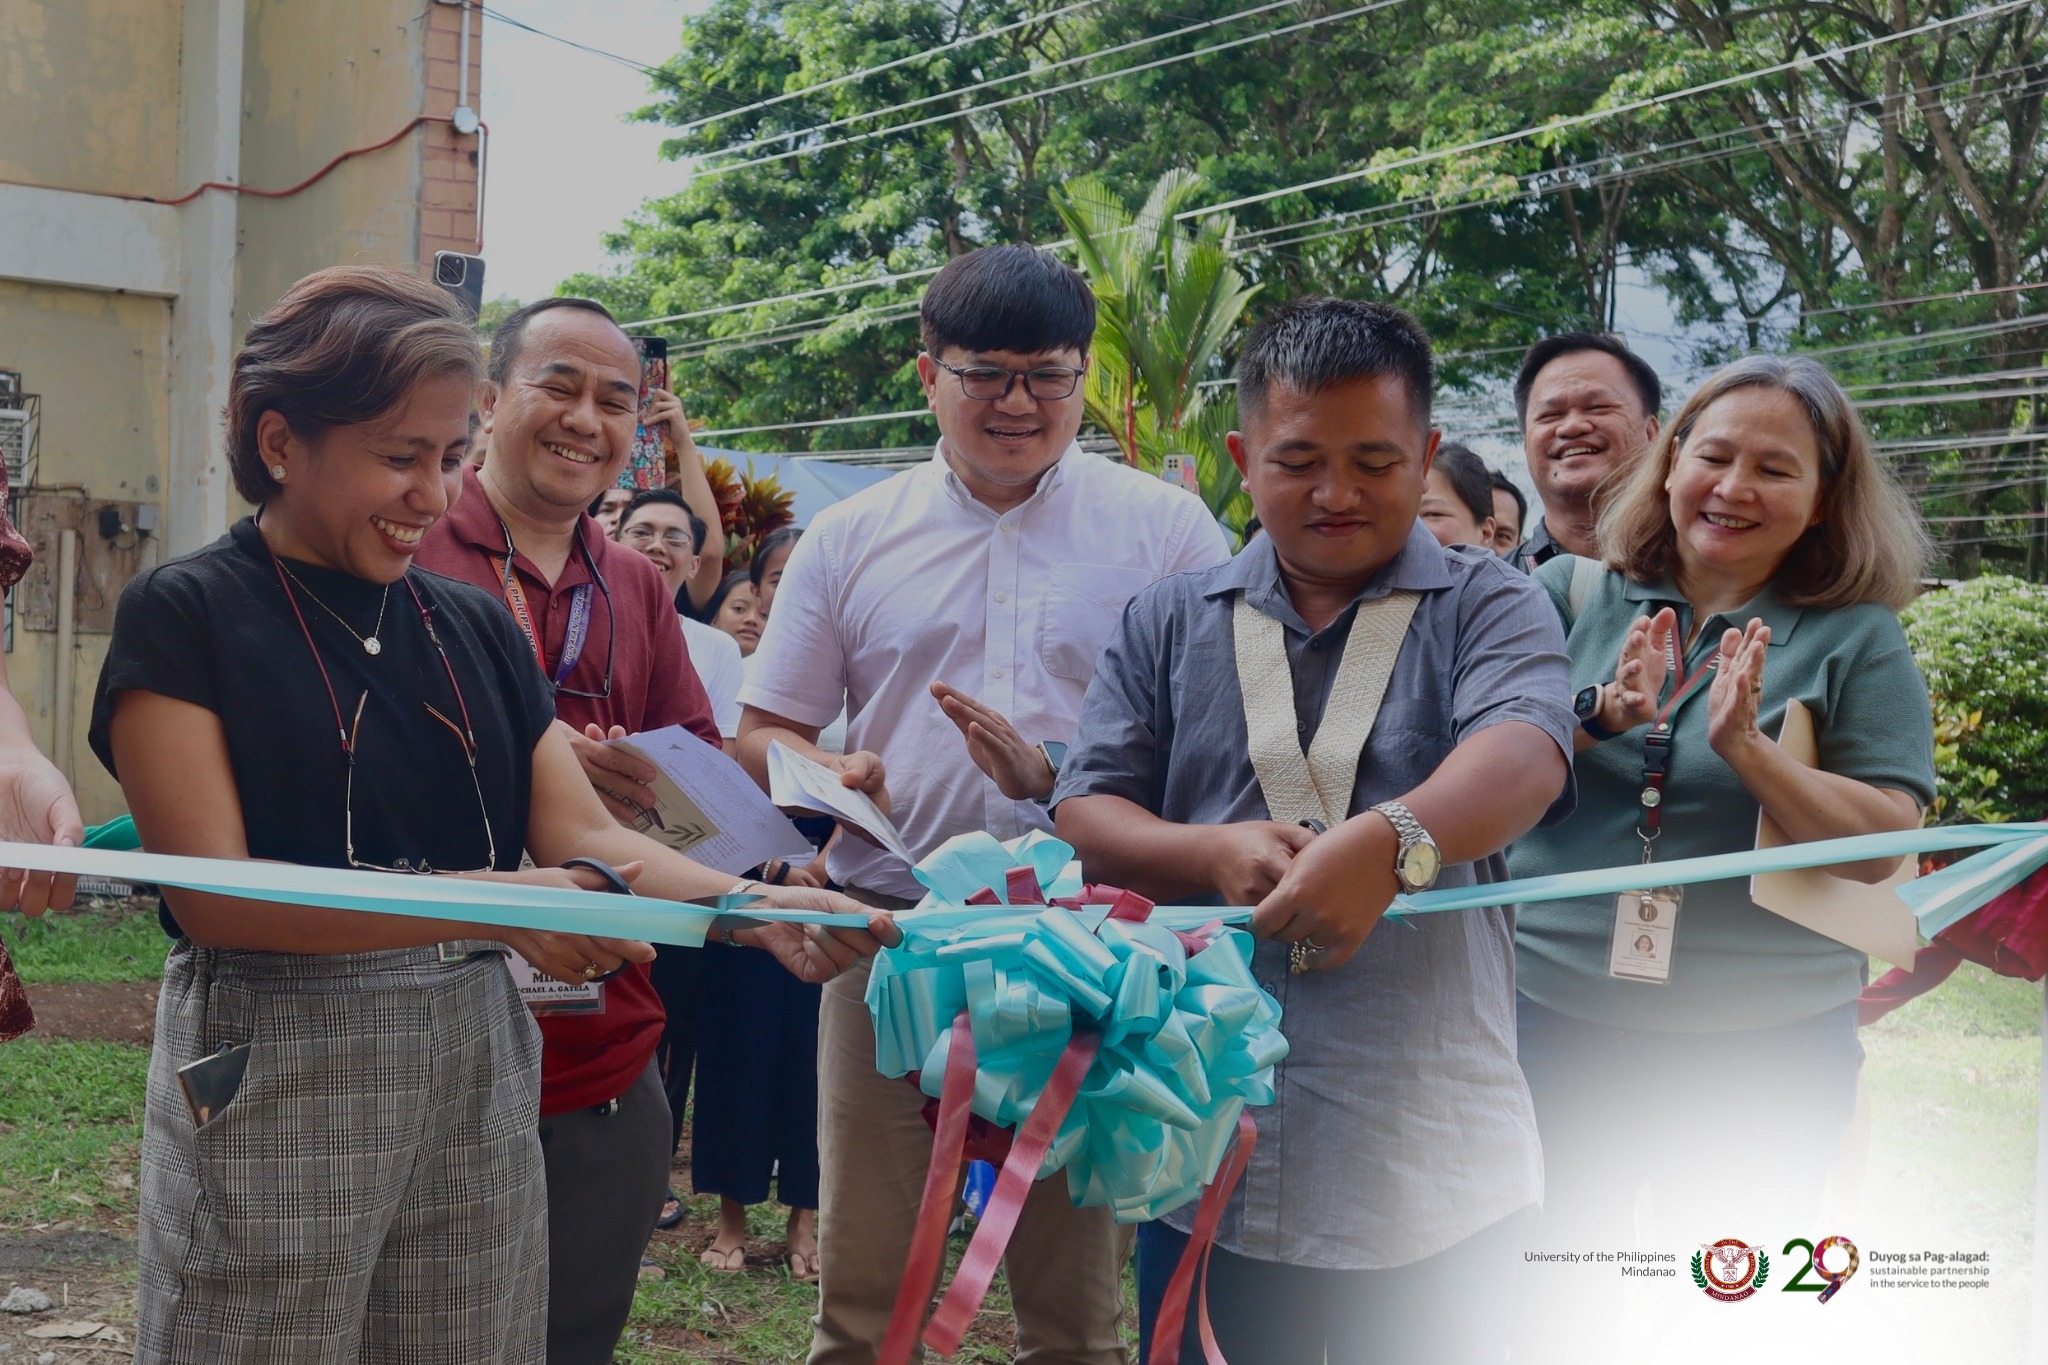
[278,562,390,655]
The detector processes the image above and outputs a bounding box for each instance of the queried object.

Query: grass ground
[2,904,2040,1361]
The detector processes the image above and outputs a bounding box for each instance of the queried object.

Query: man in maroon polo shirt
[416,296,719,1364]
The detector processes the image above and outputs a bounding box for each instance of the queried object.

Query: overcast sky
[478,0,711,305]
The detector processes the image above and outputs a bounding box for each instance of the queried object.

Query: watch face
[1400,841,1442,889]
[1575,685,1602,720]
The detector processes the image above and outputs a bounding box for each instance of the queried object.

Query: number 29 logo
[1785,1236,1860,1303]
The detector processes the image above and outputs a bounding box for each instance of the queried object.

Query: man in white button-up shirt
[737,245,1229,1364]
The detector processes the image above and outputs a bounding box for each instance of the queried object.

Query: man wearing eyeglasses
[415,296,726,1365]
[735,245,1230,1365]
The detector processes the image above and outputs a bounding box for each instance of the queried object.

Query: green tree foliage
[1051,169,1257,533]
[1902,575,2048,822]
[568,1,2046,574]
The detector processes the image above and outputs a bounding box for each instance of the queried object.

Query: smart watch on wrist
[1032,741,1068,806]
[1369,800,1442,893]
[1575,684,1622,742]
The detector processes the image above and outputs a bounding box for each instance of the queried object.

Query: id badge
[1608,887,1682,984]
[505,950,606,1015]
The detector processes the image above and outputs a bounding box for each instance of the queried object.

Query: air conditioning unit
[0,407,28,485]
[0,371,20,403]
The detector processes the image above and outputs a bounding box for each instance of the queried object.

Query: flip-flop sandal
[656,1190,685,1230]
[637,1257,667,1281]
[787,1249,819,1284]
[699,1243,746,1273]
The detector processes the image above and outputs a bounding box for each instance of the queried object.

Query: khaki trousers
[810,950,1132,1365]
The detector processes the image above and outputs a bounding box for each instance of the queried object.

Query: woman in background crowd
[1508,355,1936,1364]
[750,525,804,619]
[1418,440,1498,550]
[702,571,765,657]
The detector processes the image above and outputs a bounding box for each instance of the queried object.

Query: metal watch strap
[1371,799,1428,848]
[1371,799,1440,891]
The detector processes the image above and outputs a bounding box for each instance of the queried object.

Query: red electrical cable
[154,114,454,206]
[0,114,463,207]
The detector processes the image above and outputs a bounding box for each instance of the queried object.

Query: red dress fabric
[0,461,37,1041]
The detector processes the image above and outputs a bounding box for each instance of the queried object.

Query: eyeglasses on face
[621,524,696,551]
[930,357,1086,402]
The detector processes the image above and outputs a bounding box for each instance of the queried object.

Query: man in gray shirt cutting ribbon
[1053,297,1578,1364]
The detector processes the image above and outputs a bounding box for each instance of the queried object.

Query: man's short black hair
[1511,332,1661,429]
[490,296,626,386]
[920,245,1095,359]
[1235,296,1434,428]
[1431,442,1494,525]
[1487,467,1527,526]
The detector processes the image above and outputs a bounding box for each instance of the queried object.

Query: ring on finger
[581,962,602,981]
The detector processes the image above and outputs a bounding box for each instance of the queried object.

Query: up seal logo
[1691,1239,1770,1301]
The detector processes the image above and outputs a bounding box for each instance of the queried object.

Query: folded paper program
[871,832,1288,1222]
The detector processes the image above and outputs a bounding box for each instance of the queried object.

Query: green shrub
[1901,575,2048,823]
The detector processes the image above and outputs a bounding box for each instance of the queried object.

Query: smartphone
[628,337,674,489]
[433,251,486,323]
[177,1041,251,1127]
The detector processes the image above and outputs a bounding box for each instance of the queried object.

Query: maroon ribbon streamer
[878,865,1255,1363]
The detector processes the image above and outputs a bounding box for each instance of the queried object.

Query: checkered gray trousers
[135,942,547,1364]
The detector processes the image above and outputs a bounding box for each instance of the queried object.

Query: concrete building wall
[0,0,186,201]
[0,0,484,822]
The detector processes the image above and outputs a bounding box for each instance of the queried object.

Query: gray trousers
[136,941,547,1365]
[538,1056,671,1365]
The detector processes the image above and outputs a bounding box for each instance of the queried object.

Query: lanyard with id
[1609,634,1718,984]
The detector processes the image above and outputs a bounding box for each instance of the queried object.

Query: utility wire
[691,0,1412,180]
[696,0,1313,165]
[1178,2,2032,223]
[629,56,2037,338]
[672,0,1117,136]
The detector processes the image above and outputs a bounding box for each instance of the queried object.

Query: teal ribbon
[0,840,867,946]
[872,831,1287,1223]
[3,818,2043,948]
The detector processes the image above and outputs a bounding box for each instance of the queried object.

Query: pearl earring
[270,465,287,481]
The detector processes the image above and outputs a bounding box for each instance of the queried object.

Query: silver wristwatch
[1370,800,1442,892]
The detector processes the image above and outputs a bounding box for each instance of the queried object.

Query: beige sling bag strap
[1232,588,1422,828]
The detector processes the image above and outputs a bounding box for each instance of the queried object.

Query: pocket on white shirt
[1041,564,1156,683]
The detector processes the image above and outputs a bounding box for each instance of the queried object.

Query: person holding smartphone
[92,266,895,1365]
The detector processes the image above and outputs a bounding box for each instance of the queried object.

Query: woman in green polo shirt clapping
[1507,355,1935,1365]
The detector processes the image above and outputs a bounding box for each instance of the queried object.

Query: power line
[628,54,2037,340]
[691,0,1413,181]
[1177,1,2031,223]
[696,0,1314,166]
[674,0,1117,137]
[1801,280,2048,318]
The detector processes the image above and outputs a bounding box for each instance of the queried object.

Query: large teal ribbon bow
[867,832,1288,1223]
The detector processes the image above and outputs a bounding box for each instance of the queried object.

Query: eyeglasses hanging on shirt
[493,515,616,701]
[267,553,499,875]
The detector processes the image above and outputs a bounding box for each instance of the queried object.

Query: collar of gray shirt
[1203,519,1453,627]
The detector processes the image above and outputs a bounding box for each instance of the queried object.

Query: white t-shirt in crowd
[738,442,1230,900]
[680,613,746,739]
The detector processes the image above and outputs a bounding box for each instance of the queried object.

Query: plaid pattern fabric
[135,942,547,1364]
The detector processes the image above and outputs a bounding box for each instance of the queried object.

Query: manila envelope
[1750,698,1919,966]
